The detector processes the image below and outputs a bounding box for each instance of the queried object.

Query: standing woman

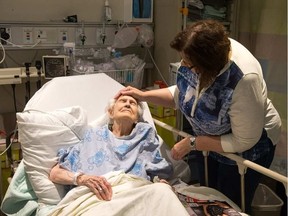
[116,19,282,214]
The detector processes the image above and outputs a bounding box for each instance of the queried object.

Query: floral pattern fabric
[58,122,173,180]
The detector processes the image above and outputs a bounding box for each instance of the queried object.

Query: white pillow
[16,106,88,204]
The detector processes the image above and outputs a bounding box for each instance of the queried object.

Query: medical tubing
[0,39,6,64]
[0,124,18,157]
[0,37,41,48]
[146,48,168,86]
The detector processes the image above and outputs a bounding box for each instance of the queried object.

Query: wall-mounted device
[124,0,153,23]
[42,55,68,79]
[0,27,11,45]
[0,22,116,49]
[0,68,22,85]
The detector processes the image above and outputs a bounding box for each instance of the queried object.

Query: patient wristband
[73,172,83,185]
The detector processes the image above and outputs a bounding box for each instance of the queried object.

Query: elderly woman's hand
[77,174,113,201]
[171,137,192,160]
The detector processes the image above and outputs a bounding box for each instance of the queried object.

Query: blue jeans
[190,130,276,214]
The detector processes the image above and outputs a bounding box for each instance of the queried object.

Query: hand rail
[219,152,288,191]
[153,118,288,211]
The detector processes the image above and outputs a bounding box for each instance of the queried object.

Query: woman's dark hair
[170,19,231,88]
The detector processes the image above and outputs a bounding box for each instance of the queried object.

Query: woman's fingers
[102,178,113,199]
[114,86,144,101]
[171,137,191,160]
[98,177,113,200]
[114,86,132,99]
[82,176,112,201]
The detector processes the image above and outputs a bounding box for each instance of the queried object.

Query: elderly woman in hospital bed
[1,74,244,216]
[46,96,189,216]
[1,76,189,216]
[49,95,173,201]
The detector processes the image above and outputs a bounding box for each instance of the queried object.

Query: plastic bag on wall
[112,27,138,48]
[137,24,154,48]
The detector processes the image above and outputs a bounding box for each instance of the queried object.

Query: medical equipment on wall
[42,55,69,79]
[24,62,31,104]
[79,21,86,46]
[100,0,112,44]
[104,0,112,22]
[35,60,42,89]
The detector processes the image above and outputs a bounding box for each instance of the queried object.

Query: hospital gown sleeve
[57,144,81,172]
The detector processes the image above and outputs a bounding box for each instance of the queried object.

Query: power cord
[0,37,41,48]
[0,124,18,157]
[0,40,5,64]
[11,84,18,113]
[0,37,41,65]
[145,47,169,86]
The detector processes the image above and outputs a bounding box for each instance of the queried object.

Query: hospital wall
[237,0,287,174]
[0,0,132,22]
[0,0,151,116]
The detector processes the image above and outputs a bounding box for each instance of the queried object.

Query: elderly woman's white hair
[105,97,144,124]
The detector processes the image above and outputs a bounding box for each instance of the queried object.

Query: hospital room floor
[1,168,10,216]
[1,148,20,203]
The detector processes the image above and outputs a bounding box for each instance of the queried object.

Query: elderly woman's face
[110,95,139,123]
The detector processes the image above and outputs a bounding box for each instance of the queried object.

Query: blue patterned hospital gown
[58,122,173,181]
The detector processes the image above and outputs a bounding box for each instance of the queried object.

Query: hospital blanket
[47,171,189,216]
[1,161,38,216]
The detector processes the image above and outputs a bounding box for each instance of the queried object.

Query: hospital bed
[0,73,286,215]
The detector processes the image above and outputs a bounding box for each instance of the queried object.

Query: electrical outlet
[58,29,68,43]
[22,27,33,44]
[35,29,47,42]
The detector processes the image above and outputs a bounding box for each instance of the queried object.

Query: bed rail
[153,118,288,212]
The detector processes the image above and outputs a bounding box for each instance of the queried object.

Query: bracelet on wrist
[189,137,197,151]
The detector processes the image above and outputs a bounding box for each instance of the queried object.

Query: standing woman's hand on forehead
[114,86,144,101]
